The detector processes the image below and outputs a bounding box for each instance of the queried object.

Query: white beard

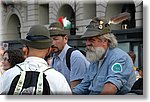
[86,46,105,62]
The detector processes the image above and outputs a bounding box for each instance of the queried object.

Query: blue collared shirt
[72,48,136,95]
[51,44,90,85]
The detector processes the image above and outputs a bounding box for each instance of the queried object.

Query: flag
[59,16,71,29]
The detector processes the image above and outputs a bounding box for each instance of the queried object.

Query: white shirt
[0,57,72,95]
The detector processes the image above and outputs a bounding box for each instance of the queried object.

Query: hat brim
[81,29,100,38]
[49,30,68,36]
[20,39,52,49]
[81,28,111,38]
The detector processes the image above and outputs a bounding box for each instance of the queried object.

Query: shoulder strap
[43,67,52,73]
[12,65,51,95]
[41,67,52,95]
[16,64,23,71]
[13,71,26,95]
[36,72,43,95]
[66,48,77,71]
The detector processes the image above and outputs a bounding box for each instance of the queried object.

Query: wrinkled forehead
[86,36,102,42]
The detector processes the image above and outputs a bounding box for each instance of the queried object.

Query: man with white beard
[72,17,136,95]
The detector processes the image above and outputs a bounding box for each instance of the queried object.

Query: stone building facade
[0,0,143,41]
[0,0,143,67]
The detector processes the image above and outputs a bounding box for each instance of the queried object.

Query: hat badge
[99,20,104,30]
[49,27,57,30]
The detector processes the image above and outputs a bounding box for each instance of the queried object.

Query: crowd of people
[0,16,142,95]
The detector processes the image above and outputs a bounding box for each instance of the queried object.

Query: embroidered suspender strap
[13,71,26,95]
[36,67,51,95]
[36,72,43,95]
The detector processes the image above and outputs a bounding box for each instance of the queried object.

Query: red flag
[58,16,64,27]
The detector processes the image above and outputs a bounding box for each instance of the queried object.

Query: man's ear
[101,39,109,48]
[64,35,68,43]
[22,46,29,59]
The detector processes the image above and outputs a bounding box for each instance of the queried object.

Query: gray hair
[98,33,118,48]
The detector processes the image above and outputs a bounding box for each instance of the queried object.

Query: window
[39,4,49,25]
[83,1,96,19]
[118,42,130,52]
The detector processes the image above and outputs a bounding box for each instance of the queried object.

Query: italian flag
[59,16,71,29]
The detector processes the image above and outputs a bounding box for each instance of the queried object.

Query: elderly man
[72,17,136,95]
[0,25,71,95]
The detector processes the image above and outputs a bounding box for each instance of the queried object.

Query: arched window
[57,4,75,35]
[39,4,49,25]
[121,4,136,29]
[7,14,21,40]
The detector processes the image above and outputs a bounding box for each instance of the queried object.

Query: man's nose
[51,40,55,46]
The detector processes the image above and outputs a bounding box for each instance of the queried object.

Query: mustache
[51,45,58,48]
[85,46,95,52]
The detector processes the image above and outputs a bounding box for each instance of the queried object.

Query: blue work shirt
[51,44,90,86]
[72,47,136,95]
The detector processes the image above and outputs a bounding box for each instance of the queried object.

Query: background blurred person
[0,46,4,76]
[128,51,141,80]
[0,49,25,76]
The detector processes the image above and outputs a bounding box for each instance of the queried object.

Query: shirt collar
[104,47,109,59]
[21,56,50,71]
[24,56,48,66]
[54,44,71,61]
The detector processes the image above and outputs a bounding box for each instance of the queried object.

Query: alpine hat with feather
[20,25,52,49]
[81,17,111,38]
[81,12,130,38]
